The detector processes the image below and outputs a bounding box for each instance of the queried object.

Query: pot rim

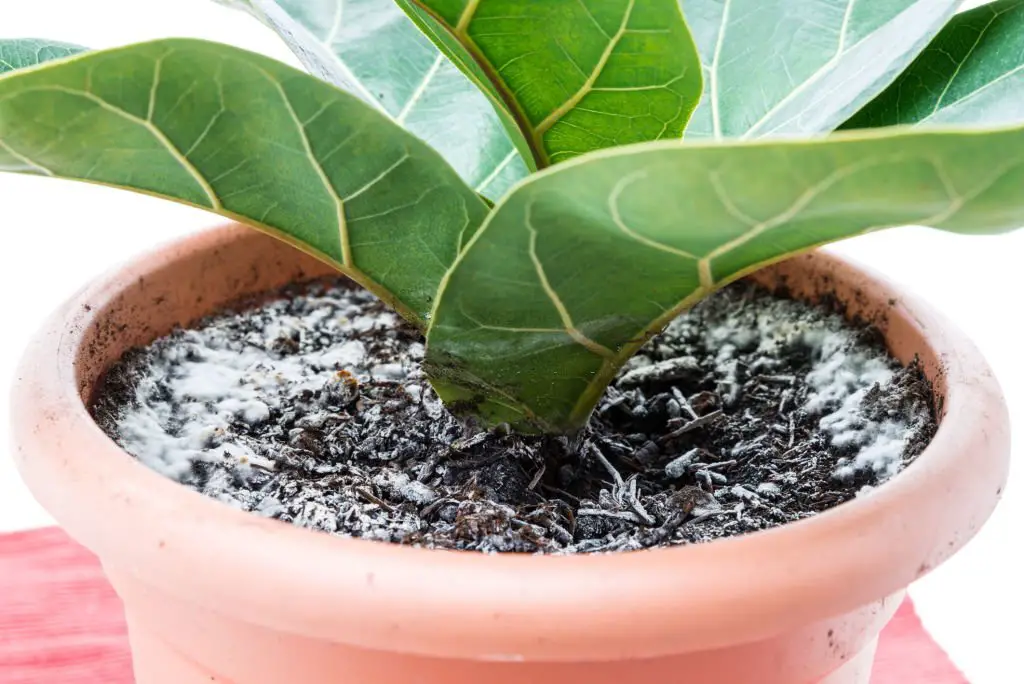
[11,224,1010,661]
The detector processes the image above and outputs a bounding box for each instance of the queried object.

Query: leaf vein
[710,0,732,139]
[741,0,869,138]
[920,64,1024,123]
[704,156,891,264]
[29,85,221,209]
[254,68,349,264]
[533,0,636,139]
[474,148,518,193]
[525,202,614,359]
[609,170,699,259]
[575,0,610,37]
[929,10,999,115]
[342,152,412,203]
[0,138,54,176]
[396,53,445,125]
[455,0,482,34]
[324,0,344,46]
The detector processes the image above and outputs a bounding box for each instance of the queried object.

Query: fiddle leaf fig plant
[2,1,1024,435]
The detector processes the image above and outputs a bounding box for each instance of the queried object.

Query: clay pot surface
[12,224,1009,683]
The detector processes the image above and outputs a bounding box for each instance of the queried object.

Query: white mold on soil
[92,281,935,553]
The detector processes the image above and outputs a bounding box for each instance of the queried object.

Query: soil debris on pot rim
[91,279,936,554]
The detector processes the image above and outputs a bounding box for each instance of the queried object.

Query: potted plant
[3,1,1020,682]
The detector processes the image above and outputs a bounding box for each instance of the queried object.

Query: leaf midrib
[253,64,352,266]
[917,0,1024,125]
[406,0,547,167]
[708,0,875,139]
[1,82,224,209]
[927,8,1001,117]
[532,0,637,141]
[739,0,859,139]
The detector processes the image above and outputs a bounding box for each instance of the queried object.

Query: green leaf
[426,126,1024,432]
[680,0,960,139]
[0,38,489,325]
[216,0,531,199]
[394,0,704,167]
[0,38,85,74]
[842,0,1024,129]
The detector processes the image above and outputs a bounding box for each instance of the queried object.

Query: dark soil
[92,279,936,554]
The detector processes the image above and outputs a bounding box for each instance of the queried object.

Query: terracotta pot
[11,224,1009,684]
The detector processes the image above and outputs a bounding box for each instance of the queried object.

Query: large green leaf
[216,0,530,199]
[843,0,1024,129]
[680,0,960,139]
[426,126,1024,432]
[395,0,704,166]
[0,38,85,74]
[0,38,488,324]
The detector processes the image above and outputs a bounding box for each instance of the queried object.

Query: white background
[0,2,1019,682]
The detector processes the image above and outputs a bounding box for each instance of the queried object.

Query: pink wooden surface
[0,528,968,683]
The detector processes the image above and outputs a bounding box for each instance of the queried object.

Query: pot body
[117,566,895,684]
[115,564,896,684]
[12,225,1010,684]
